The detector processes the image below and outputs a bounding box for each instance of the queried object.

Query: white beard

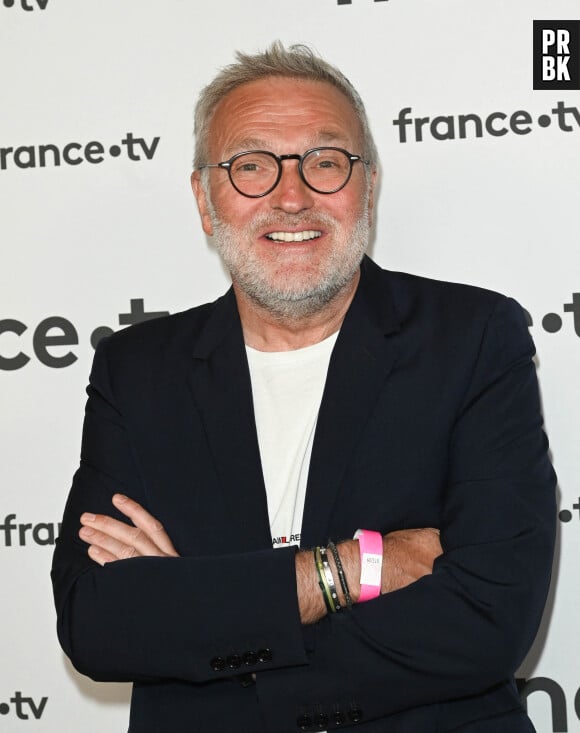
[208,200,370,321]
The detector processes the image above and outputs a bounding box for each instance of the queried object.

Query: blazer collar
[187,288,271,551]
[190,287,241,361]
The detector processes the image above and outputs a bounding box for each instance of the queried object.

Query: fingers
[87,543,122,567]
[79,494,179,565]
[111,494,178,556]
[79,521,148,563]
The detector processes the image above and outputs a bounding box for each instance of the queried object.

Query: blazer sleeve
[254,295,557,726]
[51,335,309,684]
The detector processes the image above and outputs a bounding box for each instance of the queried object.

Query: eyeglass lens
[229,148,352,196]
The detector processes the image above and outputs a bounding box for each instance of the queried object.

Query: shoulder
[357,257,534,373]
[92,289,235,374]
[361,256,529,332]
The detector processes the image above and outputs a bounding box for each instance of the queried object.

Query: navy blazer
[52,256,556,732]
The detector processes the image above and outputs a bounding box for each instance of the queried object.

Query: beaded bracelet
[328,540,353,609]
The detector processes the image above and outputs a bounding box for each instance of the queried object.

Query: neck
[234,270,359,352]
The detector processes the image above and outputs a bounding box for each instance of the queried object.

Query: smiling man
[52,43,556,733]
[193,75,372,334]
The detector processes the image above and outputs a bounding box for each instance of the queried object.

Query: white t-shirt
[246,332,338,549]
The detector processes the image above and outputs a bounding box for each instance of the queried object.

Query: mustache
[250,211,338,234]
[212,209,337,233]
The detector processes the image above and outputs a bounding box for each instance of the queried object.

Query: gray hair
[193,41,378,171]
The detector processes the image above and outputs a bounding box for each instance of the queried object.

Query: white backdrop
[1,1,578,730]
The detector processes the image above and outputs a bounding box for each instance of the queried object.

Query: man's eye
[317,159,338,169]
[236,162,259,173]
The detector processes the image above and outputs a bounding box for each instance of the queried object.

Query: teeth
[266,230,322,242]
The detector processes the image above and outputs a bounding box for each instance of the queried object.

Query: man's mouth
[264,230,322,242]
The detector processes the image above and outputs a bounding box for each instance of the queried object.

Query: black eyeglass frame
[198,147,370,198]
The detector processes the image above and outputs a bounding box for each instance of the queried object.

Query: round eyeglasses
[198,147,369,198]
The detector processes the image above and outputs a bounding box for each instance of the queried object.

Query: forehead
[208,76,363,157]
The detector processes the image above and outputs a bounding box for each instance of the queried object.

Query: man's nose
[268,160,314,213]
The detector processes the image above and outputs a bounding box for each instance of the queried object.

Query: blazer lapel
[301,258,401,546]
[188,289,271,552]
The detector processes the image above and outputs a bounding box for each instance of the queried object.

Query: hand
[79,494,179,566]
[380,528,442,594]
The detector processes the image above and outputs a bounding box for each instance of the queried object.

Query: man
[52,43,556,732]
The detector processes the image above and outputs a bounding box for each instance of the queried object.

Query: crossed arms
[78,493,443,623]
[51,289,556,726]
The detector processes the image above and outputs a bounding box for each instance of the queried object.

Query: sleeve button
[242,650,258,665]
[297,714,312,731]
[316,712,329,727]
[257,647,272,662]
[227,654,241,669]
[333,711,345,725]
[349,707,363,723]
[209,656,226,672]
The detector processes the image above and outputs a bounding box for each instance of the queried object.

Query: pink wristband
[353,529,383,602]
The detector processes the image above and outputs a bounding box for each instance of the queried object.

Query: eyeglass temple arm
[198,162,231,170]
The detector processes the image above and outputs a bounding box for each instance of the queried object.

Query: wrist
[295,549,326,624]
[332,540,361,604]
[353,529,383,602]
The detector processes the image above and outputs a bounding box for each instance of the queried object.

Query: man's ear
[190,171,214,236]
[367,167,378,227]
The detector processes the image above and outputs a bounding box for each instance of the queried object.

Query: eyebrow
[223,138,266,156]
[221,131,352,158]
[317,130,351,146]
